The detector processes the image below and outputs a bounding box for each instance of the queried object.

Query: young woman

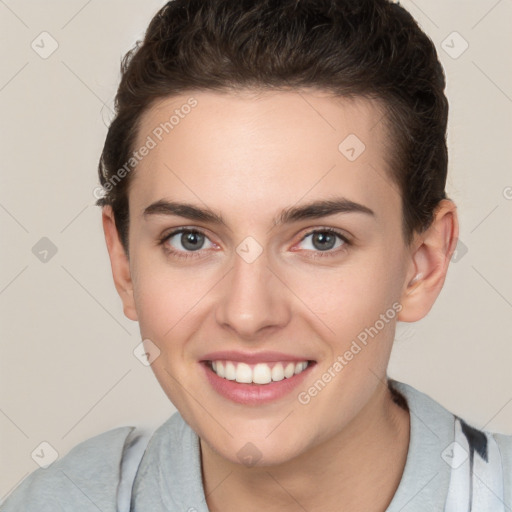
[2,1,510,511]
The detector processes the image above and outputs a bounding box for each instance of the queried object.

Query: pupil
[313,232,335,251]
[182,231,203,251]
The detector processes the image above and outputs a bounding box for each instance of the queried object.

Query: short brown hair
[96,0,449,256]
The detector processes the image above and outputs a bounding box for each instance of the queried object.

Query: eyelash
[157,227,351,261]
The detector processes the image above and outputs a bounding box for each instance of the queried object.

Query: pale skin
[102,89,459,511]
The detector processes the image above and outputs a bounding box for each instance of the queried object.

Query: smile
[209,360,310,385]
[201,352,316,405]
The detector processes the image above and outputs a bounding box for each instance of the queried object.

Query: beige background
[1,0,511,501]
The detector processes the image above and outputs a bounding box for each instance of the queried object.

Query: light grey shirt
[2,379,511,511]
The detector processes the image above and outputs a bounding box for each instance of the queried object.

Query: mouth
[206,359,311,384]
[200,354,316,405]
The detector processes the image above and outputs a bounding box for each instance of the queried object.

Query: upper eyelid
[162,226,350,249]
[161,226,214,243]
[296,228,351,248]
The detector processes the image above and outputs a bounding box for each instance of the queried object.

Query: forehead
[129,89,400,227]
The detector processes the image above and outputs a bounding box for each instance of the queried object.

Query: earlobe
[101,206,138,322]
[397,199,459,323]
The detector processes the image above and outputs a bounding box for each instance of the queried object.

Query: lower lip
[201,362,315,405]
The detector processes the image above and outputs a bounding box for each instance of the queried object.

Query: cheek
[131,266,208,408]
[132,237,405,344]
[282,249,403,358]
[285,257,396,322]
[132,260,217,343]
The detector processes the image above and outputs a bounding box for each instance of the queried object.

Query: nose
[214,246,291,341]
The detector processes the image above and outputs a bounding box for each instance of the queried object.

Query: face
[117,89,418,466]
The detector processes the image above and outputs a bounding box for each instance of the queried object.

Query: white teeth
[235,362,253,383]
[210,360,309,384]
[271,363,285,382]
[225,361,236,380]
[216,361,225,378]
[253,363,272,384]
[284,362,295,378]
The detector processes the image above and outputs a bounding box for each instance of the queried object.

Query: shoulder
[449,418,512,510]
[390,378,512,508]
[494,431,512,460]
[493,431,512,507]
[0,425,137,512]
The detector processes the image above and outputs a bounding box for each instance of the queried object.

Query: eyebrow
[143,197,375,226]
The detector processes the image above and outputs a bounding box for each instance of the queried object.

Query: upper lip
[200,350,315,364]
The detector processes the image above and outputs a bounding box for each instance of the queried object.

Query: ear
[398,199,459,322]
[101,206,138,321]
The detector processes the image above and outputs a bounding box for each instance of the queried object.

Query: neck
[201,379,410,512]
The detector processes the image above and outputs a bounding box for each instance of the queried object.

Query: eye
[296,228,350,255]
[159,228,216,259]
[158,226,350,261]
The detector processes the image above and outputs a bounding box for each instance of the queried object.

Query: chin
[201,427,310,468]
